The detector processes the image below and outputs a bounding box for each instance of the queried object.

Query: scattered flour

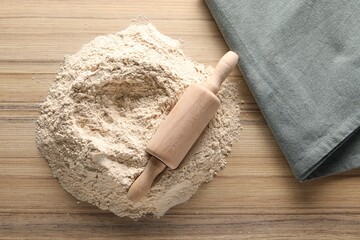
[36,23,241,219]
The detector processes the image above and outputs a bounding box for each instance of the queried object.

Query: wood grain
[1,0,360,239]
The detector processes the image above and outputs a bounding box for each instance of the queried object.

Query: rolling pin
[127,51,239,202]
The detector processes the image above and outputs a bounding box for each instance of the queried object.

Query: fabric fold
[206,0,360,181]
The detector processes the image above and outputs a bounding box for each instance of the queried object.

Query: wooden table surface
[1,1,360,239]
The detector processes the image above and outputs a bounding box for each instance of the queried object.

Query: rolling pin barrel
[127,51,239,202]
[145,84,220,169]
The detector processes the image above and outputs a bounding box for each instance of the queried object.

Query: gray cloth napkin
[206,0,360,181]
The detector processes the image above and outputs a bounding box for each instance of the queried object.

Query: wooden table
[1,1,360,239]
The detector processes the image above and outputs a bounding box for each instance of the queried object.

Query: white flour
[36,23,241,219]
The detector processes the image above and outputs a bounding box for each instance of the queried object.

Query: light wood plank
[1,213,360,240]
[0,0,213,20]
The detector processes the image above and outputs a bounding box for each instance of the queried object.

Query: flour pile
[36,23,241,219]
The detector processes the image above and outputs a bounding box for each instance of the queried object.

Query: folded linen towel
[206,0,360,181]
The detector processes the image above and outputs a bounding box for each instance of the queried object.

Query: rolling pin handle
[127,156,166,202]
[204,51,239,94]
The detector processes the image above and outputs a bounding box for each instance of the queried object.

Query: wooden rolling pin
[127,51,239,202]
